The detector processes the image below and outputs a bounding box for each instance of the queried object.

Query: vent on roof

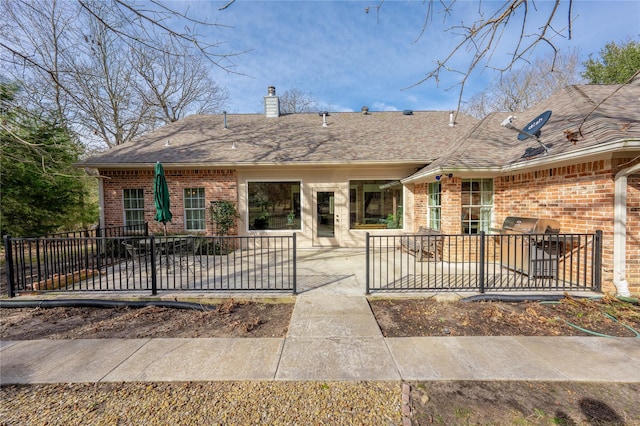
[319,111,330,127]
[361,106,369,114]
[403,110,413,115]
[449,111,455,126]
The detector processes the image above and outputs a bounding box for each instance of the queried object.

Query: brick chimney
[264,86,280,118]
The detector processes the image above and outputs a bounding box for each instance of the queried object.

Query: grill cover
[502,217,560,234]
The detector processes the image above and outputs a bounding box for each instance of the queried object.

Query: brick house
[80,79,640,295]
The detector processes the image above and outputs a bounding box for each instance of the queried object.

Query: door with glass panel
[313,189,341,246]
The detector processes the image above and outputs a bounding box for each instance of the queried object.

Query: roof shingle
[80,111,478,168]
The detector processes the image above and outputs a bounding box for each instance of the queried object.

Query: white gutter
[613,161,640,297]
[501,139,640,173]
[402,139,640,184]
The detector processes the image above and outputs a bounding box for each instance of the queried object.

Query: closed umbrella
[153,162,172,235]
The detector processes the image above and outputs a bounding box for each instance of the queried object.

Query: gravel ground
[0,381,402,425]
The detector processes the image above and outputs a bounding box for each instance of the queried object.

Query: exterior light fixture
[435,173,453,181]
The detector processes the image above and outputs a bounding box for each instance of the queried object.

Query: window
[123,189,145,226]
[461,179,493,234]
[184,188,206,231]
[248,181,300,230]
[428,182,441,231]
[349,180,403,229]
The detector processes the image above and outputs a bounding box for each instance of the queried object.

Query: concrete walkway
[1,249,639,384]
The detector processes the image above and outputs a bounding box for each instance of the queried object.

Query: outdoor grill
[500,216,561,277]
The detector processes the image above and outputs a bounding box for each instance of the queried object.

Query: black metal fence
[4,227,603,297]
[366,231,602,293]
[4,233,296,296]
[21,223,149,239]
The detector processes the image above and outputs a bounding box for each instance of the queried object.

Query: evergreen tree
[1,82,98,236]
[582,40,640,84]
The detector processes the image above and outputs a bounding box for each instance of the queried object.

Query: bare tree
[279,88,319,114]
[1,0,233,148]
[0,0,77,122]
[132,42,230,124]
[463,49,583,118]
[372,0,576,112]
[71,13,153,147]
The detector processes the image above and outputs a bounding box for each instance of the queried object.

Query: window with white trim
[123,189,145,226]
[461,179,493,234]
[428,182,441,231]
[184,188,206,231]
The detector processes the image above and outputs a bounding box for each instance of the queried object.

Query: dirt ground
[0,299,294,339]
[368,295,640,338]
[2,295,639,425]
[2,294,639,340]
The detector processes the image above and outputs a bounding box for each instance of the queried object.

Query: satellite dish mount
[501,110,552,155]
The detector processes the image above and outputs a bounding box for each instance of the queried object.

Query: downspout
[613,162,640,297]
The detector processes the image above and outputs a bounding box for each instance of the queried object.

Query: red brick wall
[411,158,639,294]
[495,161,614,233]
[412,179,463,234]
[441,177,462,234]
[495,158,640,294]
[101,169,238,235]
[413,183,428,230]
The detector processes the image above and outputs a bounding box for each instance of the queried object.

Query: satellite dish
[518,110,552,141]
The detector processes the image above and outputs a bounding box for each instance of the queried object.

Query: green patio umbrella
[153,162,172,235]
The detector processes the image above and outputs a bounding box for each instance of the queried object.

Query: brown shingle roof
[80,111,478,168]
[408,77,640,178]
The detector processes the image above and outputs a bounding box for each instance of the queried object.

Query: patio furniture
[122,241,149,277]
[400,227,443,261]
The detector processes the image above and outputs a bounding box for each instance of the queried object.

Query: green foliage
[0,81,98,236]
[209,200,239,236]
[582,40,640,84]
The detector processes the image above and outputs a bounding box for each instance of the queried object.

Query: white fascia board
[501,139,640,173]
[401,167,502,184]
[80,160,425,170]
[403,139,640,184]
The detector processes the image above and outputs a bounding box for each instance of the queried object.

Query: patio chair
[182,237,204,273]
[122,241,149,277]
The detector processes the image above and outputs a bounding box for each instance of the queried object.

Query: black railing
[366,231,602,293]
[21,223,149,239]
[4,234,296,297]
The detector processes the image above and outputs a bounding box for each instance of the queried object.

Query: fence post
[150,234,157,295]
[3,235,15,298]
[365,232,370,295]
[594,230,603,292]
[292,233,297,295]
[479,231,485,293]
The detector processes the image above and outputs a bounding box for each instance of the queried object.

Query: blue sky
[186,0,640,113]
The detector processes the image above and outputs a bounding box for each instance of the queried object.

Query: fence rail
[4,233,296,296]
[20,223,149,240]
[366,231,602,293]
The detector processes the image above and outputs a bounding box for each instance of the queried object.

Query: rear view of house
[80,79,640,295]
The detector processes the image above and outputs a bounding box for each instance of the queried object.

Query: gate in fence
[366,231,602,293]
[3,233,297,296]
